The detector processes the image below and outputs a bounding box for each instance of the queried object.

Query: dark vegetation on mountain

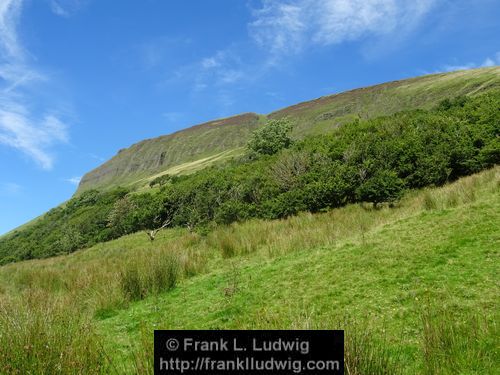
[1,90,498,265]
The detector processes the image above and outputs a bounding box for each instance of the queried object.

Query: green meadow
[0,167,498,374]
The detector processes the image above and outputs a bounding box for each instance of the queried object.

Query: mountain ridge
[77,67,500,193]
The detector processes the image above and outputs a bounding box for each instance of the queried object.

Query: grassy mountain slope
[100,168,499,374]
[1,167,498,373]
[77,67,500,193]
[78,113,262,192]
[2,81,498,264]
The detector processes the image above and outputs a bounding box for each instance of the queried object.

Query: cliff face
[77,67,500,193]
[77,112,262,192]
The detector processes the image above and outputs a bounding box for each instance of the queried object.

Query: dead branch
[145,218,171,241]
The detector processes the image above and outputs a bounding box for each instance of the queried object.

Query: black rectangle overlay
[154,330,344,374]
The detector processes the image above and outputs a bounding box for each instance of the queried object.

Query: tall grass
[242,305,498,375]
[421,306,499,374]
[0,291,113,374]
[419,169,496,212]
[120,250,180,302]
[0,167,497,373]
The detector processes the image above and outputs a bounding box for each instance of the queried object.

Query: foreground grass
[0,167,498,373]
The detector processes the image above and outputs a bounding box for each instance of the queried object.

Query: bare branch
[145,218,172,241]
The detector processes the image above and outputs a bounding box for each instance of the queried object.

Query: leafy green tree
[247,119,293,155]
[107,196,137,236]
[55,225,84,254]
[356,170,405,207]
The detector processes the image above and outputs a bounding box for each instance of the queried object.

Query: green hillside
[0,67,498,374]
[77,67,500,193]
[0,167,498,373]
[1,80,498,264]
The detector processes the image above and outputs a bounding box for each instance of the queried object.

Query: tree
[356,170,404,207]
[145,217,171,241]
[55,225,84,254]
[247,119,293,155]
[269,150,310,191]
[107,196,137,236]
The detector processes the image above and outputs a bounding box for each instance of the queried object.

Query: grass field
[0,167,498,374]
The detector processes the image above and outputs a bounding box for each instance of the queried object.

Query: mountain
[77,67,500,193]
[1,67,498,265]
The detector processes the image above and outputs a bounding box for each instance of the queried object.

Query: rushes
[120,250,180,302]
[0,291,111,374]
[120,266,143,301]
[421,307,499,375]
[344,326,404,375]
[422,190,438,210]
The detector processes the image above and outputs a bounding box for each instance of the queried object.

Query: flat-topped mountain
[77,67,500,193]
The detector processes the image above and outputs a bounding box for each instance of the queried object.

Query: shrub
[356,170,405,207]
[2,91,499,265]
[247,118,293,155]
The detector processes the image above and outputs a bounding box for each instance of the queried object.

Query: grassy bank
[0,167,498,373]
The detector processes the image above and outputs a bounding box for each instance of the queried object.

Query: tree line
[0,91,498,264]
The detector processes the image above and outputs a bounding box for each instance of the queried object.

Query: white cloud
[49,0,88,18]
[201,57,221,69]
[50,1,69,17]
[0,0,69,169]
[0,108,68,169]
[249,0,438,59]
[198,50,245,85]
[250,2,306,56]
[65,176,81,186]
[440,52,500,73]
[170,48,248,94]
[0,0,24,59]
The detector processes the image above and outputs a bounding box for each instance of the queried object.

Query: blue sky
[0,0,499,235]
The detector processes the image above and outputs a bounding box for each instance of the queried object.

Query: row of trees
[0,91,498,264]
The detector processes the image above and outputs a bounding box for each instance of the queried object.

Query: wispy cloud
[197,49,246,87]
[0,0,69,170]
[165,47,251,102]
[64,176,81,186]
[181,0,438,100]
[249,0,438,61]
[439,52,500,73]
[0,110,68,169]
[159,0,439,115]
[0,0,24,59]
[49,0,88,18]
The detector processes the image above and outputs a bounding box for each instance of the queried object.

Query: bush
[356,170,405,206]
[247,118,293,155]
